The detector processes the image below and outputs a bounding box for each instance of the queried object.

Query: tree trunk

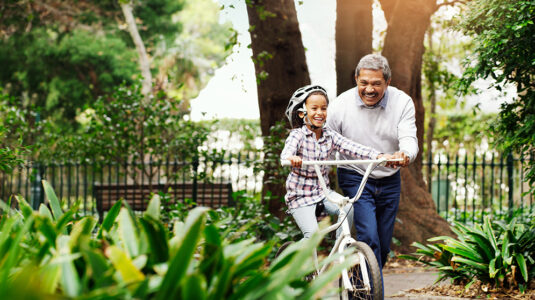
[246,0,310,218]
[120,2,152,102]
[335,0,373,95]
[425,27,436,189]
[380,0,453,253]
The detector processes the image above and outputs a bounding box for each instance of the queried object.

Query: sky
[190,0,336,120]
[190,0,512,121]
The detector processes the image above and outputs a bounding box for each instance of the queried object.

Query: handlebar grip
[281,160,291,166]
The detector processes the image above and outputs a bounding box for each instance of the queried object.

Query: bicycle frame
[281,157,403,292]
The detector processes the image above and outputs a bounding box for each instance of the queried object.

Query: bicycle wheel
[275,241,293,258]
[339,241,383,300]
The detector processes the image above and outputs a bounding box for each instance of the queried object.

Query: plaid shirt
[281,126,380,209]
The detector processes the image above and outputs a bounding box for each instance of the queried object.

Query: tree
[120,1,153,100]
[378,0,458,252]
[335,0,373,95]
[245,0,310,217]
[458,0,535,191]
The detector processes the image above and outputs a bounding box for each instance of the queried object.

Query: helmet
[285,85,328,127]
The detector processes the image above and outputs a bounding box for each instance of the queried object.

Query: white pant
[289,199,353,239]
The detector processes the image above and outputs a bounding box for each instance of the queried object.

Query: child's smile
[301,94,328,135]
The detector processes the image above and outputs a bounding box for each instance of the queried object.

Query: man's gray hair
[355,54,391,82]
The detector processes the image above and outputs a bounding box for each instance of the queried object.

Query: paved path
[383,270,470,300]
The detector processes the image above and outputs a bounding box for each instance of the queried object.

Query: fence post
[30,162,45,210]
[507,152,514,219]
[192,156,199,204]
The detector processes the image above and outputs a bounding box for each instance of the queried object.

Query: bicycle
[280,157,402,300]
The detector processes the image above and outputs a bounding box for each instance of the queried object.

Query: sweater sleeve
[398,98,419,163]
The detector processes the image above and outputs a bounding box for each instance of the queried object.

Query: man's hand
[377,152,409,168]
[392,151,409,167]
[377,153,396,168]
[288,156,302,168]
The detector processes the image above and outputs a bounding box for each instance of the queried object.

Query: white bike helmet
[285,85,328,128]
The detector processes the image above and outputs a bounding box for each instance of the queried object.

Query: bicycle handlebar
[280,158,404,167]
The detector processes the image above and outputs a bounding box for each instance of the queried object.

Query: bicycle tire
[275,241,294,258]
[339,241,383,300]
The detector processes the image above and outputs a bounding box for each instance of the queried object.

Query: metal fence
[423,152,534,224]
[1,151,533,224]
[0,152,264,215]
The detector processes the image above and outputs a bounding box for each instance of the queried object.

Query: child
[281,85,392,240]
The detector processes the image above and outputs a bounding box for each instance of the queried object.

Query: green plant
[0,180,348,298]
[457,0,535,193]
[162,189,302,259]
[402,216,535,290]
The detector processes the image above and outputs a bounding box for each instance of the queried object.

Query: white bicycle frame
[281,157,403,292]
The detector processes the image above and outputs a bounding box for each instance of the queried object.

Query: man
[327,54,418,270]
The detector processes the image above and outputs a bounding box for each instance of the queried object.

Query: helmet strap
[302,112,320,130]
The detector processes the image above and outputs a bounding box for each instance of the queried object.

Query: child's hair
[289,91,329,129]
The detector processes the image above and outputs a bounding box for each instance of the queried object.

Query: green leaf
[42,180,63,220]
[38,203,53,220]
[444,241,484,263]
[483,216,498,252]
[157,207,209,300]
[105,245,145,284]
[489,258,498,278]
[144,194,161,220]
[451,256,488,271]
[0,215,34,293]
[301,252,359,299]
[97,199,122,239]
[139,217,169,263]
[118,208,140,257]
[39,264,61,294]
[83,249,110,283]
[15,195,33,219]
[182,273,207,300]
[57,236,81,297]
[35,216,57,248]
[515,253,528,282]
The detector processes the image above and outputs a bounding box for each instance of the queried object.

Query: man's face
[356,69,390,106]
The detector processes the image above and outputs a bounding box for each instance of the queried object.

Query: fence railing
[0,152,264,215]
[423,152,534,224]
[1,151,533,224]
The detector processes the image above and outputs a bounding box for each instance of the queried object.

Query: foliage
[261,120,289,187]
[457,0,535,191]
[162,0,236,102]
[0,0,232,128]
[0,180,350,298]
[49,82,212,163]
[162,190,301,259]
[0,21,138,122]
[431,113,498,155]
[0,127,26,173]
[401,216,535,290]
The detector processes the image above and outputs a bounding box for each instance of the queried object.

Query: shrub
[0,180,348,298]
[402,215,535,291]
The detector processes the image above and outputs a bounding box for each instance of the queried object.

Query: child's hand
[288,156,302,168]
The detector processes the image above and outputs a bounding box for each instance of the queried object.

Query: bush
[402,215,535,291]
[0,180,348,298]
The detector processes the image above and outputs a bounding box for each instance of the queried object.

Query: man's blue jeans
[337,168,401,269]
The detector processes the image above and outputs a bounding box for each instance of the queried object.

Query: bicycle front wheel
[339,241,383,300]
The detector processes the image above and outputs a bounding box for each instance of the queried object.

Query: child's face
[301,94,328,128]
